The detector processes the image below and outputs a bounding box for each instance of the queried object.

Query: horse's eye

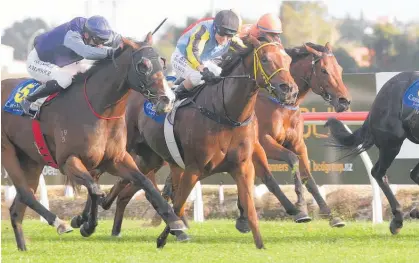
[321,68,328,75]
[261,56,269,63]
[136,58,153,75]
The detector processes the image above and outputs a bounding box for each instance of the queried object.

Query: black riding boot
[26,80,63,102]
[21,80,63,116]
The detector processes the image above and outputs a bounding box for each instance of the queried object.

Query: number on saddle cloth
[3,79,42,116]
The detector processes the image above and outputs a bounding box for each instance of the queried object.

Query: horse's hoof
[235,217,251,233]
[70,215,84,229]
[329,217,346,228]
[256,244,265,250]
[80,223,95,237]
[100,199,111,211]
[111,232,122,238]
[176,232,191,242]
[18,245,27,251]
[294,212,312,223]
[409,208,419,219]
[156,237,167,249]
[169,220,187,231]
[57,222,73,235]
[390,219,403,235]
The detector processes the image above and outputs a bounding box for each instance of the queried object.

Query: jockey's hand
[197,64,206,72]
[201,67,217,83]
[106,46,123,59]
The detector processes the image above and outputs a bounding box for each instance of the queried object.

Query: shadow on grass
[2,231,417,245]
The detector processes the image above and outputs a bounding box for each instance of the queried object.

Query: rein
[193,42,288,127]
[84,77,125,120]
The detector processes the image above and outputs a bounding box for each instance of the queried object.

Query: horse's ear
[325,42,332,52]
[144,32,153,45]
[304,43,322,57]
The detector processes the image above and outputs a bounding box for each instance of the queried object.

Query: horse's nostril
[279,84,292,92]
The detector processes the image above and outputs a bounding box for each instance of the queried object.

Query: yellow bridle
[253,42,288,94]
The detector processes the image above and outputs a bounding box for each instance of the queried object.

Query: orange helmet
[256,13,283,34]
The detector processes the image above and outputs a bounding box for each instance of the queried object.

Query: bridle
[302,52,334,102]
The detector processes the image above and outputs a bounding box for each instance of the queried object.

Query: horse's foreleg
[62,155,103,237]
[143,168,189,229]
[163,165,190,240]
[293,141,345,227]
[157,165,197,248]
[234,161,264,249]
[100,178,130,210]
[252,142,301,215]
[260,135,311,222]
[106,152,185,233]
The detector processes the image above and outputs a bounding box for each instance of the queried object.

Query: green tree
[338,13,370,43]
[1,18,50,60]
[279,1,339,47]
[333,48,359,73]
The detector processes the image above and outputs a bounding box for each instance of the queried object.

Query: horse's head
[125,33,175,113]
[246,35,298,105]
[303,42,351,112]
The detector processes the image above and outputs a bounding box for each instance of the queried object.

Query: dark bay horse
[101,36,301,249]
[1,34,185,251]
[326,71,419,234]
[100,42,351,237]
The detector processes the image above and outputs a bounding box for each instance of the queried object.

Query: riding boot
[21,80,63,115]
[26,80,63,103]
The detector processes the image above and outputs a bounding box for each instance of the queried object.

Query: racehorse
[1,33,186,251]
[326,71,419,234]
[99,35,301,249]
[234,42,351,231]
[99,42,351,237]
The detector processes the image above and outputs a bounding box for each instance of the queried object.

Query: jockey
[171,9,246,97]
[20,15,122,114]
[239,13,283,42]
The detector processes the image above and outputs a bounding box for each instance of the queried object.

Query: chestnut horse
[99,42,351,237]
[1,34,186,251]
[99,36,301,249]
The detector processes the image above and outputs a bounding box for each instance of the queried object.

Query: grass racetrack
[2,220,418,263]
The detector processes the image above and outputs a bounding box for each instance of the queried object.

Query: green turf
[1,219,418,263]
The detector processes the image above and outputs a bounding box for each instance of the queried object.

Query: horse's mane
[219,37,257,77]
[285,42,329,62]
[73,37,141,83]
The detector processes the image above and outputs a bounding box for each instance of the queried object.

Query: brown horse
[1,34,186,251]
[99,42,351,238]
[99,36,301,249]
[233,42,351,231]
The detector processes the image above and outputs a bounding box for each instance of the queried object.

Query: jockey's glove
[201,67,217,83]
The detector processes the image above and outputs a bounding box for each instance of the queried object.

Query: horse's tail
[325,116,375,160]
[64,174,81,196]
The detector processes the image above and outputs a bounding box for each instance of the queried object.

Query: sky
[1,0,418,41]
